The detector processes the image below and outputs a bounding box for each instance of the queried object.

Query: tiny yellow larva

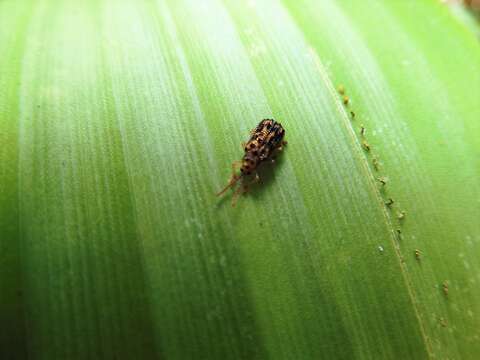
[439,317,447,327]
[342,95,349,105]
[350,111,355,119]
[217,119,287,207]
[360,124,366,136]
[442,281,449,297]
[415,249,421,260]
[362,140,371,152]
[398,211,406,220]
[376,177,387,186]
[338,85,345,95]
[372,157,380,171]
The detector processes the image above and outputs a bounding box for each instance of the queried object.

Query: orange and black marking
[217,119,287,206]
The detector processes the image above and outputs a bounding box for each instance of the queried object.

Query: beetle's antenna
[216,174,241,196]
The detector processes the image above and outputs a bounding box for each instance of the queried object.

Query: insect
[442,281,449,297]
[415,249,421,260]
[362,140,371,151]
[439,317,447,327]
[376,176,387,186]
[360,124,366,136]
[217,119,287,206]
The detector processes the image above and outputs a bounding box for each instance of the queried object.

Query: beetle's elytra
[217,119,287,206]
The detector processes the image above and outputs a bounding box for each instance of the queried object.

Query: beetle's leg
[271,144,284,160]
[232,172,259,206]
[242,172,260,194]
[277,140,288,152]
[217,160,242,196]
[231,182,245,207]
[217,174,240,196]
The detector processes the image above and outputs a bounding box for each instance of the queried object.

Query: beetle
[217,119,287,206]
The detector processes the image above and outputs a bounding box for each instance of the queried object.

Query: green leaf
[1,0,479,359]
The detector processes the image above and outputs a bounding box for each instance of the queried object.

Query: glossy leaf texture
[1,0,479,359]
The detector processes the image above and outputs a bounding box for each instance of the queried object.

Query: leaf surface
[0,0,479,359]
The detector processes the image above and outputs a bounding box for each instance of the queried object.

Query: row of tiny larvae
[337,85,422,262]
[343,87,451,329]
[338,85,450,305]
